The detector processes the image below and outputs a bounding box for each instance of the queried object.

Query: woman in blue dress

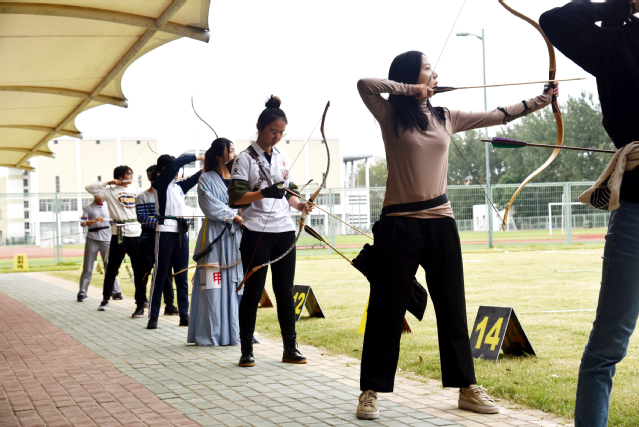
[187,138,243,346]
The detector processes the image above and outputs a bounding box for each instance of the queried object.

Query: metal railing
[0,182,609,269]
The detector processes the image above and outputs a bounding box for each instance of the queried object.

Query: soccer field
[46,244,637,426]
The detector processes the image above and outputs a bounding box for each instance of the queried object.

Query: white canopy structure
[0,1,211,171]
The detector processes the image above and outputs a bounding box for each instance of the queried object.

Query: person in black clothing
[540,2,639,426]
[147,154,204,330]
[134,165,178,318]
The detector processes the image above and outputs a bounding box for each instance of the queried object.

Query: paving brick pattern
[0,289,199,427]
[0,274,572,427]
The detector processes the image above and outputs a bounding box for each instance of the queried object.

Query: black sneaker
[179,316,189,327]
[143,300,149,309]
[112,293,123,300]
[77,293,86,302]
[132,306,144,318]
[164,305,179,316]
[98,301,109,311]
[147,319,158,329]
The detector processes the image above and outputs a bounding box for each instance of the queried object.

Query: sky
[75,0,599,160]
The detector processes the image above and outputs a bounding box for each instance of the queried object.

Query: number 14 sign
[470,306,535,361]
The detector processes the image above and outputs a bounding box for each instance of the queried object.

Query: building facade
[0,137,158,245]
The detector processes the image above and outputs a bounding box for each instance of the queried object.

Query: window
[82,198,93,208]
[39,199,53,212]
[23,179,28,187]
[25,223,30,230]
[96,140,100,144]
[54,140,58,144]
[321,139,326,144]
[138,175,142,187]
[310,216,325,227]
[137,140,141,145]
[61,199,78,211]
[24,201,28,208]
[24,211,29,219]
[286,140,290,144]
[24,189,28,195]
[97,175,101,182]
[55,176,60,193]
[23,170,28,176]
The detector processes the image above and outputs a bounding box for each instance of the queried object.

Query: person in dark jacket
[540,2,639,426]
[147,153,204,330]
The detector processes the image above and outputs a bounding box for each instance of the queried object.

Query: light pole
[457,29,494,248]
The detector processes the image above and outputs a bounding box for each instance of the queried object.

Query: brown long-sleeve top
[357,78,552,219]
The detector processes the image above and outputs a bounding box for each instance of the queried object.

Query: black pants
[140,232,174,306]
[103,235,145,305]
[149,232,189,319]
[238,229,296,339]
[360,216,476,392]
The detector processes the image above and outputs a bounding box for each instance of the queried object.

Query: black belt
[88,226,110,233]
[381,194,449,216]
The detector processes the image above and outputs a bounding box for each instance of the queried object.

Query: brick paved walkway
[0,273,572,427]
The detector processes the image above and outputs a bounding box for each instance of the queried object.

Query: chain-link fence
[0,182,609,270]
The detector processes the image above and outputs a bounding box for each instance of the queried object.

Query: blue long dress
[187,171,243,346]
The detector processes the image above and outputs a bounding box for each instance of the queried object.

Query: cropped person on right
[540,2,639,426]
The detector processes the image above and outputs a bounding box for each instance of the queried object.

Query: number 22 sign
[292,285,325,321]
[470,306,535,361]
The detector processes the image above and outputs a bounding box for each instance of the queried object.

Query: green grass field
[45,243,638,426]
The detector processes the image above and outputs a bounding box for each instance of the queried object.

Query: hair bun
[265,95,281,109]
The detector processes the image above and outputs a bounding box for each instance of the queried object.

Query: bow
[497,0,565,231]
[191,95,219,139]
[236,101,331,292]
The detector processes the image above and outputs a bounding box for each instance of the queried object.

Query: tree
[355,156,388,188]
[447,92,613,185]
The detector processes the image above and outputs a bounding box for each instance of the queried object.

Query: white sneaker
[458,385,500,414]
[357,390,379,419]
[98,301,109,311]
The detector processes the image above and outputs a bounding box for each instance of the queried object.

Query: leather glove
[261,181,286,199]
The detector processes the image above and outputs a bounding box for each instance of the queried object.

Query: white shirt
[232,141,295,233]
[81,201,112,242]
[85,182,143,237]
[153,180,187,233]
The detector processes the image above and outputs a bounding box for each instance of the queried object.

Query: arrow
[298,221,354,265]
[433,77,585,94]
[285,188,373,240]
[483,137,615,154]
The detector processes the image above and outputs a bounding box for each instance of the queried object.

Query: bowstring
[425,0,503,223]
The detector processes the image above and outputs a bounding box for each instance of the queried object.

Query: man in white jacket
[86,165,144,314]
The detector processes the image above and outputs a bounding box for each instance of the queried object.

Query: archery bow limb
[191,95,219,138]
[235,101,332,292]
[498,0,565,232]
